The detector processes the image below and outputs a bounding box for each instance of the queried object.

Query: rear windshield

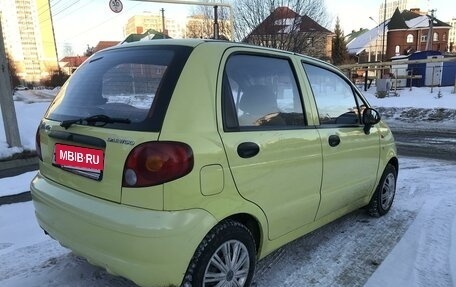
[45,45,192,131]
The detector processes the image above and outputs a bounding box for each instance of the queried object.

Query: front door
[302,63,381,219]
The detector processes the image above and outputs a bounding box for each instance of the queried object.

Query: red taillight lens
[35,127,42,161]
[122,141,194,187]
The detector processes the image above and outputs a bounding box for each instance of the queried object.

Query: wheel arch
[224,213,264,255]
[388,156,399,175]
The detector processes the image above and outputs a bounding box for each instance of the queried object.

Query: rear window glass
[45,45,191,131]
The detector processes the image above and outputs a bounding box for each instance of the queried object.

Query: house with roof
[93,41,121,53]
[347,8,451,63]
[386,8,450,59]
[59,56,88,75]
[243,7,334,60]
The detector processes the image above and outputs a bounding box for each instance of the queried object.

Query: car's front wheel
[367,163,397,217]
[183,220,256,287]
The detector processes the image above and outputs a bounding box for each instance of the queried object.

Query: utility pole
[426,9,436,51]
[0,19,22,148]
[213,5,219,39]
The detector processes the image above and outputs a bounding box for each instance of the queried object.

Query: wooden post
[0,19,22,148]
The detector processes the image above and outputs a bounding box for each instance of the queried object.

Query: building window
[306,37,314,46]
[443,33,447,41]
[421,35,427,42]
[395,45,400,54]
[406,34,414,43]
[433,32,439,41]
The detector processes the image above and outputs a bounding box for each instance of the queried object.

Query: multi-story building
[186,14,231,39]
[124,14,186,40]
[448,18,456,52]
[378,0,427,23]
[0,0,58,83]
[124,13,232,41]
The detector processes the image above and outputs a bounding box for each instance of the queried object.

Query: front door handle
[237,142,260,158]
[328,135,341,147]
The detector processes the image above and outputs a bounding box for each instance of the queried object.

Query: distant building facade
[0,0,58,83]
[124,13,231,40]
[386,8,451,59]
[378,0,427,23]
[449,18,456,52]
[124,14,186,39]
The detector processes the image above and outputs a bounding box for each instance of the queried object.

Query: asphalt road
[391,127,456,161]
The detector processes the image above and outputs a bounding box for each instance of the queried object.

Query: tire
[182,220,256,287]
[367,164,397,217]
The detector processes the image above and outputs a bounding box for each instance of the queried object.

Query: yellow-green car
[31,39,398,287]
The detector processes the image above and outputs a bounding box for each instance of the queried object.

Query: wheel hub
[226,270,234,281]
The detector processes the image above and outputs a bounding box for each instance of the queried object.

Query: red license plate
[54,144,104,171]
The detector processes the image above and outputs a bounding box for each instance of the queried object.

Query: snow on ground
[1,86,456,286]
[1,157,455,286]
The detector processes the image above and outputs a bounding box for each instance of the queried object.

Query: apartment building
[124,13,231,40]
[124,13,186,39]
[0,0,58,83]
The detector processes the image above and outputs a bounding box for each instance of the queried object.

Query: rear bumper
[30,172,217,287]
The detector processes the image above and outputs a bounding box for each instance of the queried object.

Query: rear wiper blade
[60,114,131,129]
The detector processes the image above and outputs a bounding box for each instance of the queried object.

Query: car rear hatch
[36,43,193,205]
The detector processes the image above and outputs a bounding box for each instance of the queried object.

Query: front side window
[223,54,306,130]
[303,63,364,126]
[45,46,192,131]
[433,32,439,41]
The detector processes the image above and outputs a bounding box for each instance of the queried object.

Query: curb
[0,157,39,178]
[0,191,31,206]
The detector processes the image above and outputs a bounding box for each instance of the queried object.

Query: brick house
[386,8,451,59]
[243,7,334,60]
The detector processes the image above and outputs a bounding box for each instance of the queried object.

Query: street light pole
[381,0,387,63]
[380,0,387,78]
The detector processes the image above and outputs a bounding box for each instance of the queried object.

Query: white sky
[51,0,455,56]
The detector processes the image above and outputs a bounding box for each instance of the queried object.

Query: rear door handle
[237,142,260,158]
[328,135,341,147]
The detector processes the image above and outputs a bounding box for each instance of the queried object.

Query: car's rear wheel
[183,220,256,287]
[367,164,397,217]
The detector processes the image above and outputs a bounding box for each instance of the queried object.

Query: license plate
[54,144,104,172]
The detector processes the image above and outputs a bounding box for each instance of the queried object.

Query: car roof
[99,38,338,72]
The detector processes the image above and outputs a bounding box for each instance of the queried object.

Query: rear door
[219,51,323,240]
[302,63,381,219]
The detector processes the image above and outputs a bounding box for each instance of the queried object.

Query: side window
[303,63,363,126]
[223,54,306,130]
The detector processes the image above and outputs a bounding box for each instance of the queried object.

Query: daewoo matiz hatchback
[31,39,398,287]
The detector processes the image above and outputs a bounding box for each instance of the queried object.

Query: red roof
[59,56,88,67]
[94,41,120,52]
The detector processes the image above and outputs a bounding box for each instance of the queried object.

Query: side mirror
[362,108,381,135]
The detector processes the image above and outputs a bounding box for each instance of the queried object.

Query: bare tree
[234,0,331,56]
[187,0,232,40]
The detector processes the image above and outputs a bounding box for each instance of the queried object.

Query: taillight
[122,141,194,187]
[35,127,42,161]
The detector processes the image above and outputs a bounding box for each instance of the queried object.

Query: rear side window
[223,54,306,131]
[303,63,365,126]
[45,46,192,131]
